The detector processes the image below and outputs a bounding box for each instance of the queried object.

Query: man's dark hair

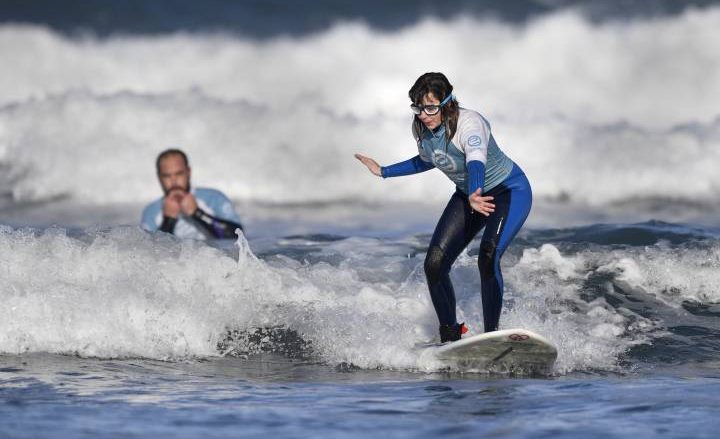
[156,148,189,174]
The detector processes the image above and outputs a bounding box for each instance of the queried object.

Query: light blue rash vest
[414,108,514,194]
[140,187,242,240]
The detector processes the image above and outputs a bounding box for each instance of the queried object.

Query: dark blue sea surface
[2,353,720,439]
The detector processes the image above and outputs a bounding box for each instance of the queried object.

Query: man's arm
[189,208,243,239]
[186,190,244,239]
[159,192,183,234]
[159,216,178,233]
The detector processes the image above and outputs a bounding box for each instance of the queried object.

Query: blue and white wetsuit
[141,187,244,240]
[382,108,532,332]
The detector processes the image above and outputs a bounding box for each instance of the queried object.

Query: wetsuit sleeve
[467,161,486,196]
[457,111,491,195]
[159,216,178,233]
[190,208,243,239]
[381,155,435,178]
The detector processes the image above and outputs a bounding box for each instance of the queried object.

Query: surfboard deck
[432,328,557,374]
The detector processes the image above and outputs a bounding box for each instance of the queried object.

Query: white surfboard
[433,328,557,374]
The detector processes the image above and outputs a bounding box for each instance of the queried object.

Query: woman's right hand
[354,153,382,177]
[469,188,495,216]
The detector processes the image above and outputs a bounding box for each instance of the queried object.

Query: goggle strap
[440,94,454,106]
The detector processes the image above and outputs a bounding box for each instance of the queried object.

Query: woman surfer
[355,72,532,342]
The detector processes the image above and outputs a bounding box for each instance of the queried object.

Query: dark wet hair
[409,72,460,140]
[155,148,189,175]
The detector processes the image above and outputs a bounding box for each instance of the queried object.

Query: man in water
[141,148,244,240]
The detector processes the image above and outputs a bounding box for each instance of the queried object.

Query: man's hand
[162,190,183,218]
[180,192,198,216]
[469,188,495,216]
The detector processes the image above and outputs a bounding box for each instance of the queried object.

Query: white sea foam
[0,8,719,208]
[506,244,656,372]
[503,239,720,370]
[596,243,720,305]
[0,225,676,374]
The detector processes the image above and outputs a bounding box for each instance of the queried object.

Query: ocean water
[2,1,720,438]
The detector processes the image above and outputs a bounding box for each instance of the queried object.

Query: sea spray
[0,224,668,373]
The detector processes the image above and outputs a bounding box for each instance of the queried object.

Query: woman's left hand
[469,189,495,216]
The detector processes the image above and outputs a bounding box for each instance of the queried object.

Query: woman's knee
[424,245,449,284]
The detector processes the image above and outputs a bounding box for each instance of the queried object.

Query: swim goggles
[410,94,454,116]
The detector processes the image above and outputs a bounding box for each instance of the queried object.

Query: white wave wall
[1,7,719,205]
[1,225,673,373]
